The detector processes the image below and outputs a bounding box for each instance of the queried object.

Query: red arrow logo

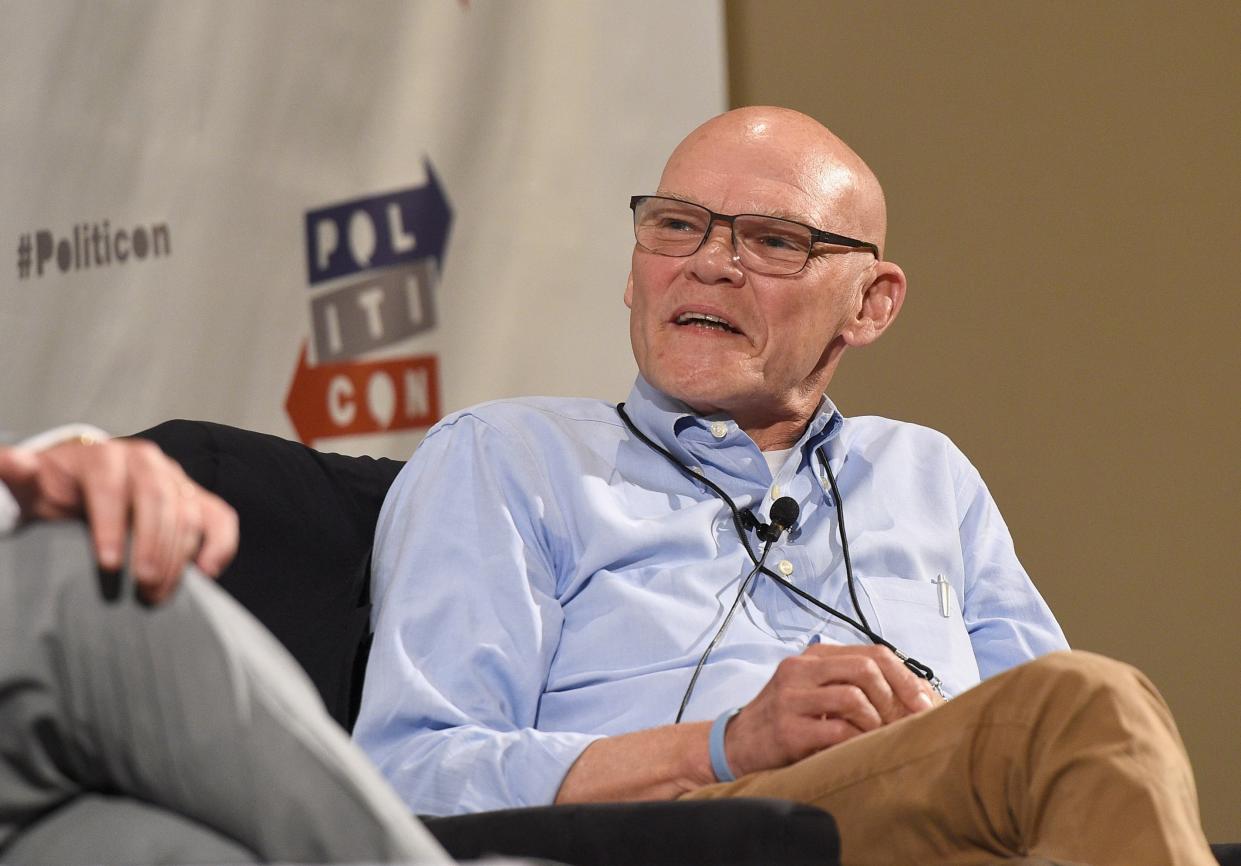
[284,343,441,445]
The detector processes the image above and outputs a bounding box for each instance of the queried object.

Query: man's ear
[624,271,635,309]
[842,261,907,347]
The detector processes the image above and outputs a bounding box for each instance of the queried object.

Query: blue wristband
[709,707,742,782]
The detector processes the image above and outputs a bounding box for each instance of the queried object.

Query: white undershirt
[762,445,795,479]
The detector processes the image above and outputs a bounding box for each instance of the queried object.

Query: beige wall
[726,0,1240,840]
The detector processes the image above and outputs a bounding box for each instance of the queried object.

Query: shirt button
[771,484,781,498]
[710,421,728,439]
[777,559,794,576]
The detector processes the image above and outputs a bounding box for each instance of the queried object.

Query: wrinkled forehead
[655,129,866,232]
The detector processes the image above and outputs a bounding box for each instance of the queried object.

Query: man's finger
[126,448,181,599]
[162,480,202,582]
[176,486,206,568]
[0,446,40,488]
[796,683,885,733]
[874,652,936,714]
[766,651,900,724]
[804,644,933,716]
[817,715,868,747]
[194,493,239,578]
[147,480,203,603]
[75,444,130,573]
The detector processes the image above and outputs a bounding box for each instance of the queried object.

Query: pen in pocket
[934,574,951,618]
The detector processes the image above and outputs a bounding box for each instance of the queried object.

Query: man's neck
[736,411,817,451]
[745,420,808,452]
[728,392,830,451]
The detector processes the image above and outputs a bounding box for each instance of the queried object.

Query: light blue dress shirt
[356,377,1067,816]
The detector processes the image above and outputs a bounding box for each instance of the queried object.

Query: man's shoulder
[839,414,971,463]
[427,395,626,443]
[837,415,989,503]
[840,413,952,440]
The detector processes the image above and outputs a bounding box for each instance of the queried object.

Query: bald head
[626,105,908,447]
[659,106,889,255]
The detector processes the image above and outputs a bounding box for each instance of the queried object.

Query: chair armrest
[129,419,404,729]
[1213,843,1241,866]
[420,798,840,866]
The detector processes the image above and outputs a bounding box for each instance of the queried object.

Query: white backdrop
[0,0,726,457]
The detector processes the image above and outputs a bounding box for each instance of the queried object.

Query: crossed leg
[0,521,451,865]
[686,650,1215,866]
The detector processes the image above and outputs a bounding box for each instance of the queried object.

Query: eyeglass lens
[632,197,812,275]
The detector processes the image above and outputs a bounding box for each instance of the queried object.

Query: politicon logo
[284,163,452,445]
[16,220,171,280]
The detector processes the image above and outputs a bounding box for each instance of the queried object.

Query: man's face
[625,120,877,433]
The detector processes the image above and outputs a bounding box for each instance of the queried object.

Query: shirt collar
[621,375,843,464]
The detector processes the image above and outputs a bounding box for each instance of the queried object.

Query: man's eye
[649,208,707,231]
[660,218,699,232]
[755,233,803,251]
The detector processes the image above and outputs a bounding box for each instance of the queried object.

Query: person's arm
[0,431,237,603]
[953,456,1068,678]
[556,643,936,803]
[355,411,604,815]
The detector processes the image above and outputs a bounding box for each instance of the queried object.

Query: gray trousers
[0,521,453,865]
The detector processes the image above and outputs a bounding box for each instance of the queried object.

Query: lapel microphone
[742,496,800,542]
[759,496,800,543]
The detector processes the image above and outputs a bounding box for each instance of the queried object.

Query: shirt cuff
[0,484,18,536]
[18,423,110,453]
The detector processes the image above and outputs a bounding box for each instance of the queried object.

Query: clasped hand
[0,437,238,603]
[723,644,942,777]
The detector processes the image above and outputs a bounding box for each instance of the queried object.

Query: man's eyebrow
[753,207,814,224]
[653,191,701,206]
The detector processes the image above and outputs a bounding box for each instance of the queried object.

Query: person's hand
[724,644,940,776]
[0,437,238,603]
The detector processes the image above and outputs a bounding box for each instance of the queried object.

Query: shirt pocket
[858,576,981,697]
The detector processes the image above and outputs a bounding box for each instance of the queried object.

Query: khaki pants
[685,651,1215,866]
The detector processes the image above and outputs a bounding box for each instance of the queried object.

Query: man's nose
[689,224,744,281]
[702,222,738,255]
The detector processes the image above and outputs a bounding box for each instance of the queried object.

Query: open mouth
[674,312,741,334]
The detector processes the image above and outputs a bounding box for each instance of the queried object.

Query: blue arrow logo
[304,161,452,286]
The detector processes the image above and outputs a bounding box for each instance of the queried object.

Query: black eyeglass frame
[629,194,880,273]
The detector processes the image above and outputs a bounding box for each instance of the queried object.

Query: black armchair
[133,419,841,866]
[132,419,1239,866]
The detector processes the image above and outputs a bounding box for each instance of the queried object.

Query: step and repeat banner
[1,0,726,457]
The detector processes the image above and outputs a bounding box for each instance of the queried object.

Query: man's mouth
[674,312,741,334]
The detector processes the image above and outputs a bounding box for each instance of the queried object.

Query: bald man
[355,108,1215,866]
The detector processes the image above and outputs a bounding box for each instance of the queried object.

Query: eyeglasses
[630,195,879,276]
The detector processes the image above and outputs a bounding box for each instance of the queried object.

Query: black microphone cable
[671,497,799,722]
[615,403,944,704]
[674,529,781,723]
